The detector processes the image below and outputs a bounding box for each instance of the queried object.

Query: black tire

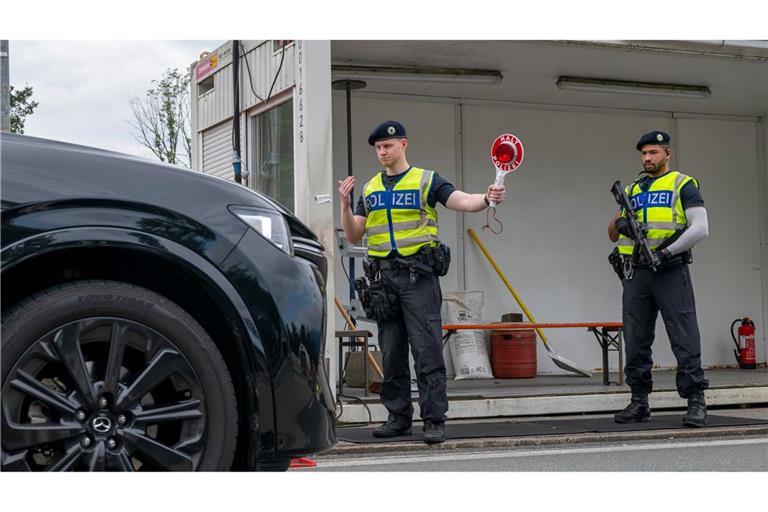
[1,280,238,471]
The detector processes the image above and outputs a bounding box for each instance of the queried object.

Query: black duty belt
[371,255,435,284]
[376,256,428,270]
[366,243,450,279]
[636,255,689,271]
[377,258,412,270]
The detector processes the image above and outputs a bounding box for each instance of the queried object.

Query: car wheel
[1,280,238,471]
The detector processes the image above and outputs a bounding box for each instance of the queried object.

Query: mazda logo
[91,416,112,433]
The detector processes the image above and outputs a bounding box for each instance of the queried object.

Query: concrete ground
[325,406,768,457]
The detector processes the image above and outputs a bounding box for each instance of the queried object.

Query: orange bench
[441,322,624,385]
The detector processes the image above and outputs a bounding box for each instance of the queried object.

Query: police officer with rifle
[608,130,710,427]
[339,120,506,444]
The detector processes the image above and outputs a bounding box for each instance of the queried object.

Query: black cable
[239,41,264,103]
[339,253,361,354]
[234,41,287,188]
[265,42,287,104]
[336,268,373,426]
[335,392,343,419]
[335,355,373,425]
[340,253,351,285]
[239,40,286,106]
[336,358,373,425]
[336,394,372,425]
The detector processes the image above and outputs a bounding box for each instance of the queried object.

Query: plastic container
[491,329,537,378]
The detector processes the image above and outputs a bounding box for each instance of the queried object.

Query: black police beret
[636,130,671,150]
[368,120,407,146]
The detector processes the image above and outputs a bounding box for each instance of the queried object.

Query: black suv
[0,134,336,471]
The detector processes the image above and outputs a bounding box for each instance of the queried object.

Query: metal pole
[1,40,10,133]
[345,83,355,302]
[231,40,242,184]
[331,79,367,303]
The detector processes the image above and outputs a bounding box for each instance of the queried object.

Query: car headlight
[229,206,293,256]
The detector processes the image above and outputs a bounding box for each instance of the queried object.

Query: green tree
[10,85,39,134]
[130,68,191,168]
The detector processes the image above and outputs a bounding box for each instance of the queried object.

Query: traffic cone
[289,457,317,469]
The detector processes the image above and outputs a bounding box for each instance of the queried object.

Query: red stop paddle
[489,134,525,207]
[483,134,525,233]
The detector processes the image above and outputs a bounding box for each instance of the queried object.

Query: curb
[321,425,768,456]
[336,387,768,423]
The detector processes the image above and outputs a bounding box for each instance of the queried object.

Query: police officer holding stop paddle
[338,120,506,444]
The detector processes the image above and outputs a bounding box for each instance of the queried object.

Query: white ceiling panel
[331,41,768,117]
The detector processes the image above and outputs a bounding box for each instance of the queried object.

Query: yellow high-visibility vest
[362,166,439,258]
[618,170,699,255]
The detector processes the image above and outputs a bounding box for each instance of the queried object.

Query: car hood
[0,134,318,242]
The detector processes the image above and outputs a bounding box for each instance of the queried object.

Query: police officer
[608,130,710,427]
[338,120,506,444]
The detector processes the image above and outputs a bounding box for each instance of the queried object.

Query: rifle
[611,180,660,277]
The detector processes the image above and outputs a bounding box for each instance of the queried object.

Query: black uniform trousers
[377,266,448,427]
[622,262,709,398]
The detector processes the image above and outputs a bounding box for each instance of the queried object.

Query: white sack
[442,291,494,380]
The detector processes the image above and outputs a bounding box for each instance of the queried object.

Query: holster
[609,232,694,280]
[608,247,626,280]
[429,243,451,277]
[355,267,399,322]
[368,280,399,322]
[354,277,373,318]
[410,243,450,277]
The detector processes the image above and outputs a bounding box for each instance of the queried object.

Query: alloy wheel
[1,318,207,471]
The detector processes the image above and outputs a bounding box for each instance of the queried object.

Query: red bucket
[491,330,537,378]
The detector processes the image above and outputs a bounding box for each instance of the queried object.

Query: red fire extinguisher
[731,317,757,369]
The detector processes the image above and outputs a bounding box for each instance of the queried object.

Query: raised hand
[338,176,356,210]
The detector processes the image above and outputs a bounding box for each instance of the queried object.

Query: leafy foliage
[130,68,191,168]
[10,85,39,134]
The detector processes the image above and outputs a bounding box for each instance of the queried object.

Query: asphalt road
[311,435,768,471]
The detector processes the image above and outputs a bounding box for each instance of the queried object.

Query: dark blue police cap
[636,130,671,151]
[368,120,407,146]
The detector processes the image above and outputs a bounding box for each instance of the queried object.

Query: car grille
[292,236,327,281]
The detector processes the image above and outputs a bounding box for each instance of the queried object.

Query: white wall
[332,94,764,375]
[761,118,768,361]
[675,118,763,366]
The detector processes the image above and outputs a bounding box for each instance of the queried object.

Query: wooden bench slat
[442,322,623,330]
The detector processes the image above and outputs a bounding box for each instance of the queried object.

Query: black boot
[422,422,445,444]
[372,421,412,438]
[614,390,651,423]
[682,391,707,427]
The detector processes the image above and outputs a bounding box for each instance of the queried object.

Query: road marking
[316,438,768,468]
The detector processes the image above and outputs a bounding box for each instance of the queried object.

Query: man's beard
[644,160,665,173]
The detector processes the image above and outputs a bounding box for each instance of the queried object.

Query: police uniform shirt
[633,173,705,210]
[353,169,457,216]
